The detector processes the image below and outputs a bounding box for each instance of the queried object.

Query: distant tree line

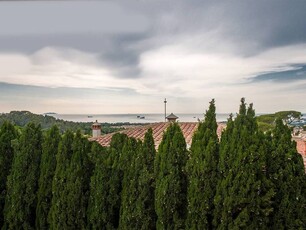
[0,99,305,229]
[257,110,303,132]
[0,111,133,135]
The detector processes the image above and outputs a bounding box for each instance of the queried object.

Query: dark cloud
[0,82,137,98]
[0,1,152,78]
[250,65,306,82]
[0,33,148,78]
[1,0,306,79]
[0,1,149,36]
[218,1,306,54]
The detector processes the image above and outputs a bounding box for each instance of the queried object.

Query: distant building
[166,113,179,122]
[92,120,101,138]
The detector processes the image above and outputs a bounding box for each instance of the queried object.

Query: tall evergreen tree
[48,130,74,230]
[3,123,42,230]
[107,133,128,229]
[119,137,141,229]
[0,121,17,228]
[186,99,219,229]
[87,142,111,230]
[64,130,93,229]
[134,128,156,229]
[154,123,188,229]
[213,98,274,229]
[35,125,61,229]
[89,133,128,229]
[268,118,306,229]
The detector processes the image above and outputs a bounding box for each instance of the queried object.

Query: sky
[1,0,306,114]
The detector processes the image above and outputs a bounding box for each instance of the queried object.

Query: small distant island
[43,112,57,115]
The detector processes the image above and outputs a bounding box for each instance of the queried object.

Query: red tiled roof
[92,122,226,149]
[292,136,306,171]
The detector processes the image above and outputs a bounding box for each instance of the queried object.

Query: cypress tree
[119,137,141,229]
[186,99,219,229]
[3,123,42,230]
[108,133,128,229]
[35,125,61,229]
[268,118,306,229]
[213,98,274,229]
[64,130,93,229]
[87,133,128,229]
[87,142,111,230]
[48,130,74,230]
[89,133,128,229]
[134,128,156,229]
[154,122,188,229]
[0,121,17,228]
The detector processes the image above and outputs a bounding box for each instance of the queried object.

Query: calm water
[48,113,232,123]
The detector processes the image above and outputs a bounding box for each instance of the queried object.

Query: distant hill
[0,111,134,135]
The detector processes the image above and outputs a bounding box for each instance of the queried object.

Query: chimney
[92,120,101,138]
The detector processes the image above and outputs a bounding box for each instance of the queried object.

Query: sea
[48,113,233,124]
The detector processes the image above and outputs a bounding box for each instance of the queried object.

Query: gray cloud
[1,0,306,79]
[0,1,149,36]
[250,65,306,82]
[0,33,148,78]
[0,82,137,101]
[1,0,306,113]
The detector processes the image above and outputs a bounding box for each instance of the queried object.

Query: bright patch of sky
[1,0,306,114]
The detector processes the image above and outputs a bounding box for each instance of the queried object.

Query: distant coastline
[47,113,233,123]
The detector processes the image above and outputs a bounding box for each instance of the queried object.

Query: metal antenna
[164,98,167,122]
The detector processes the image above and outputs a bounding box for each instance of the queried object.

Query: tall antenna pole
[164,98,167,122]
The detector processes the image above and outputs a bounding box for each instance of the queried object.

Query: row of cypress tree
[0,98,305,230]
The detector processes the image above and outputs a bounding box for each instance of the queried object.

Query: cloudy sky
[1,0,306,114]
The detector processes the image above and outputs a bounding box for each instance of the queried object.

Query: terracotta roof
[92,122,226,149]
[292,136,306,171]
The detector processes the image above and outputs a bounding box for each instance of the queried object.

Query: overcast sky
[1,0,306,114]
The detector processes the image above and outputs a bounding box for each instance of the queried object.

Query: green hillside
[0,111,127,135]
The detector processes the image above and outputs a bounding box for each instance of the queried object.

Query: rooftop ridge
[91,122,226,150]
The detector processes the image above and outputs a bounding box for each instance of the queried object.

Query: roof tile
[93,122,226,149]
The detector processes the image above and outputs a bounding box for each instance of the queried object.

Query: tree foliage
[0,111,124,135]
[155,123,188,229]
[186,99,219,229]
[119,137,141,229]
[87,143,111,230]
[267,118,306,229]
[64,130,93,229]
[0,121,17,228]
[88,133,130,230]
[36,126,61,229]
[257,110,303,131]
[214,98,274,229]
[48,130,93,230]
[48,130,74,230]
[3,123,42,230]
[134,128,156,229]
[0,99,305,230]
